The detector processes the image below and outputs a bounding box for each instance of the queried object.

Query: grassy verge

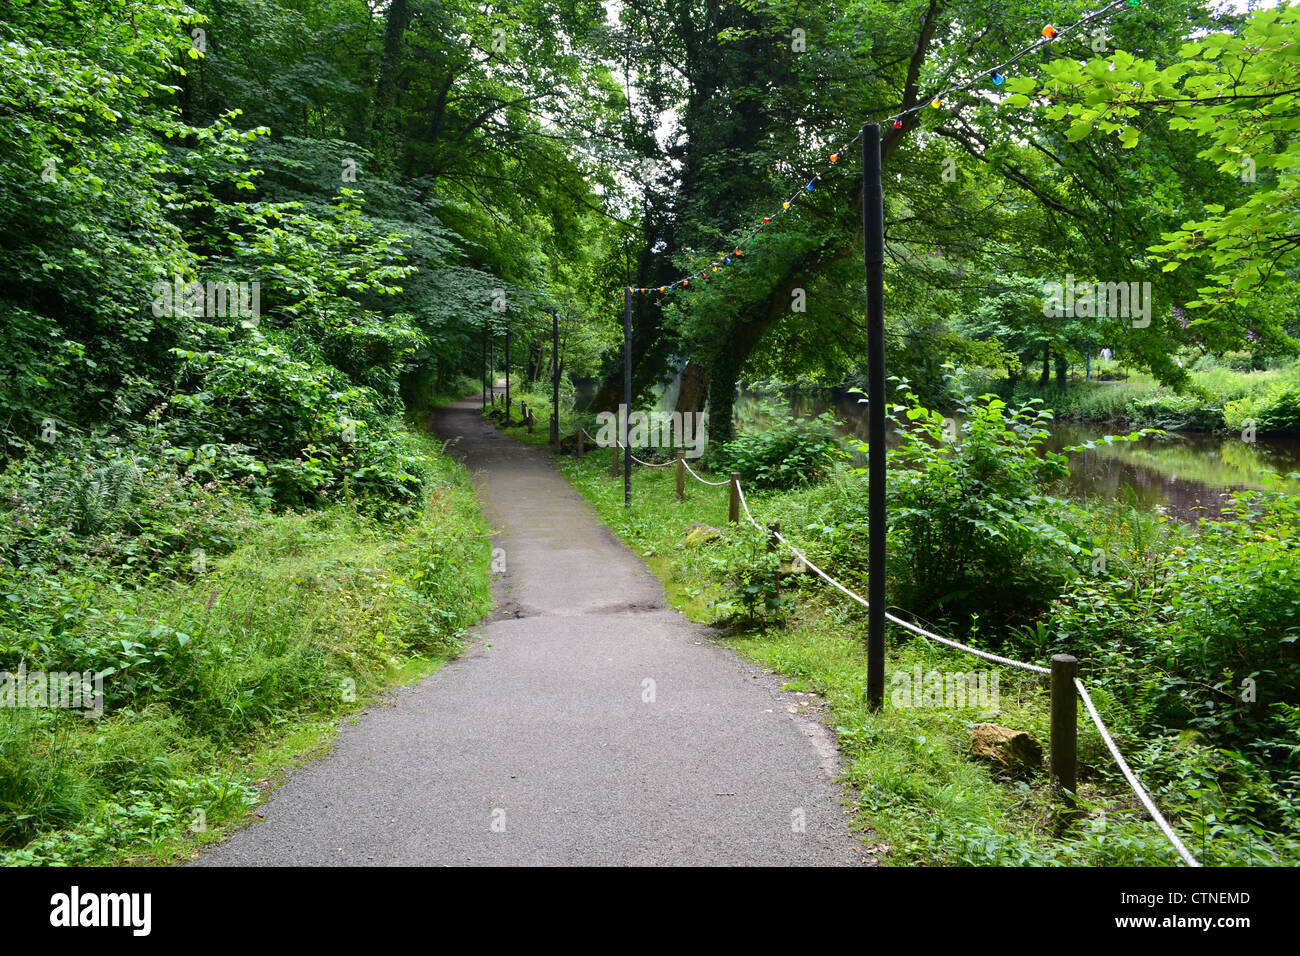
[0,428,491,865]
[490,408,1245,865]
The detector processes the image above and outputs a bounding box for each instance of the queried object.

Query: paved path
[195,396,859,866]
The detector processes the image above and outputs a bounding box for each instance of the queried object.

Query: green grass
[488,415,1197,865]
[0,428,492,865]
[1010,361,1300,434]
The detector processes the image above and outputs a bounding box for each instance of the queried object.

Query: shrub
[875,389,1094,634]
[706,525,793,625]
[718,406,847,491]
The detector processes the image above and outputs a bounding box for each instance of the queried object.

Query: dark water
[734,389,1300,522]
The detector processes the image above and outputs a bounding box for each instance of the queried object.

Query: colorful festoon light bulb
[992,72,1005,85]
[782,201,790,209]
[931,96,942,108]
[830,153,839,163]
[1042,25,1057,38]
[763,217,771,223]
[893,120,903,129]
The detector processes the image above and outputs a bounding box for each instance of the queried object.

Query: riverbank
[1007,361,1300,435]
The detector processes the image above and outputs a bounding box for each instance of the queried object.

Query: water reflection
[734,388,1300,523]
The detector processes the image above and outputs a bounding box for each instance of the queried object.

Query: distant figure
[1100,348,1112,361]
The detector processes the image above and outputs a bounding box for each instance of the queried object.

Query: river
[731,388,1300,522]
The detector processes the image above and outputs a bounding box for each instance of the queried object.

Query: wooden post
[768,521,780,553]
[611,444,620,478]
[675,451,685,501]
[504,327,511,425]
[1051,654,1078,807]
[527,407,534,434]
[728,471,740,524]
[577,427,585,457]
[521,401,527,428]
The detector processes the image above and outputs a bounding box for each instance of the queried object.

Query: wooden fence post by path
[768,521,780,552]
[526,407,534,433]
[577,427,584,457]
[1051,654,1079,808]
[728,472,740,524]
[676,451,684,501]
[611,444,620,478]
[521,401,527,428]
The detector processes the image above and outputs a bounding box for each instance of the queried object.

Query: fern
[71,459,139,535]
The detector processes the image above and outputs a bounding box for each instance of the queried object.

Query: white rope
[594,447,1203,863]
[603,450,1201,863]
[734,482,763,530]
[1074,678,1201,867]
[682,459,730,486]
[630,453,675,467]
[580,427,677,467]
[739,481,1051,675]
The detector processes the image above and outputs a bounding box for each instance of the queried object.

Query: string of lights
[570,0,1139,318]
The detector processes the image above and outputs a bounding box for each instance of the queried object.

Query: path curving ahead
[194,396,861,866]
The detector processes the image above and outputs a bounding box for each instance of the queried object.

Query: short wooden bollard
[520,401,527,427]
[675,451,685,501]
[526,408,534,434]
[768,521,780,553]
[577,428,585,457]
[1050,654,1078,807]
[728,471,741,524]
[610,444,620,478]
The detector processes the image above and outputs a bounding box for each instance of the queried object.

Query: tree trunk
[675,360,709,415]
[374,0,410,130]
[1054,351,1068,388]
[1040,343,1051,386]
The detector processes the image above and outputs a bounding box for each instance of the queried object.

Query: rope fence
[485,398,1200,865]
[572,426,1201,867]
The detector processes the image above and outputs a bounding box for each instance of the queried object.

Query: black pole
[489,335,495,402]
[505,326,511,425]
[552,310,560,450]
[863,122,886,712]
[482,319,488,409]
[623,287,632,506]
